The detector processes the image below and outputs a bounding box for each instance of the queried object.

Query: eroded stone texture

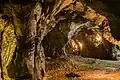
[1,23,17,79]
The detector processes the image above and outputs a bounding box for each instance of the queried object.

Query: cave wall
[42,0,120,60]
[42,14,116,60]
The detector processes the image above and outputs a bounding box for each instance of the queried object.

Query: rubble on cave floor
[46,55,120,80]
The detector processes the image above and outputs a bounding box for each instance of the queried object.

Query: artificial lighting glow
[70,40,78,50]
[96,34,102,41]
[78,42,83,51]
[76,40,83,51]
[75,45,78,49]
[70,40,83,52]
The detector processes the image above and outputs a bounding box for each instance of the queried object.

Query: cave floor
[46,55,120,80]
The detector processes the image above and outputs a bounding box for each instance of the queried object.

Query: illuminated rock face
[42,18,115,60]
[67,27,114,60]
[0,18,17,79]
[41,0,120,60]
